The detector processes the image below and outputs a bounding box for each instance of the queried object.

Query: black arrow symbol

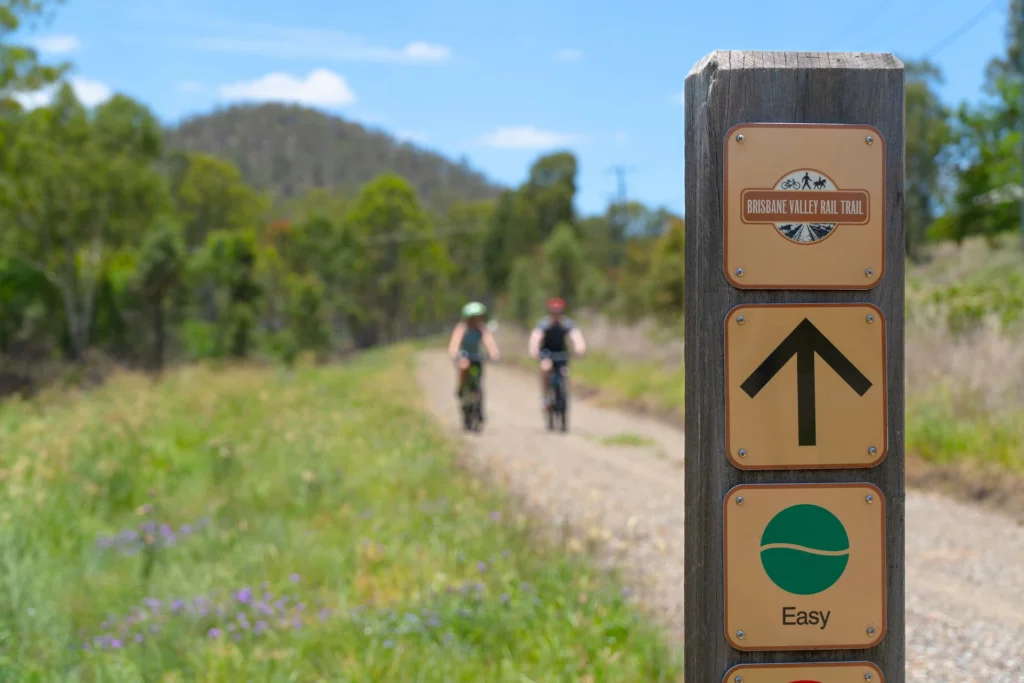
[740,318,872,446]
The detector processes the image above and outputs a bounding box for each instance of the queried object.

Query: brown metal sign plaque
[724,123,885,289]
[723,662,884,683]
[725,303,887,470]
[724,483,886,652]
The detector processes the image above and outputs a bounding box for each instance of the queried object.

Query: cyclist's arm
[527,328,543,360]
[569,327,587,356]
[447,322,466,359]
[482,328,501,361]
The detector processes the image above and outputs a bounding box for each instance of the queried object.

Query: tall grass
[0,348,680,681]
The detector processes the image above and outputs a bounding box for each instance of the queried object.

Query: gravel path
[417,350,1024,682]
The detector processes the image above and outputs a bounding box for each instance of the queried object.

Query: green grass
[572,352,683,420]
[0,347,681,682]
[599,433,657,448]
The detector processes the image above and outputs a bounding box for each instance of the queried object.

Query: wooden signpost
[683,52,905,683]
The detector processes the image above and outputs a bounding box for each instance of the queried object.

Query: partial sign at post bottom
[723,662,883,683]
[725,303,887,470]
[724,483,886,651]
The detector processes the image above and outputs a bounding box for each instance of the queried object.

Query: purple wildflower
[490,511,501,521]
[180,524,192,536]
[254,620,267,634]
[171,599,184,612]
[208,628,221,639]
[317,608,329,622]
[476,561,487,573]
[111,639,123,649]
[234,587,253,604]
[134,634,144,643]
[427,615,441,628]
[289,573,301,584]
[500,593,510,604]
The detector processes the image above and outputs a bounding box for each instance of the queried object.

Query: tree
[136,216,185,369]
[647,216,685,322]
[0,87,168,359]
[522,151,577,239]
[287,273,330,358]
[507,257,537,329]
[192,229,262,358]
[444,199,493,303]
[169,152,269,249]
[902,59,952,259]
[541,222,585,305]
[342,173,452,345]
[1,0,68,107]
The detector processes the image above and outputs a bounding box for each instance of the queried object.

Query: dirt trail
[417,350,1024,682]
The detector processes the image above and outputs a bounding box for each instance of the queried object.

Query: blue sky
[19,0,1010,216]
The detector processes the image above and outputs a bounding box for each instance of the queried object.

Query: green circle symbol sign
[759,504,850,595]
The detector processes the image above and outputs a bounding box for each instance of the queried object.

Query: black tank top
[537,316,574,352]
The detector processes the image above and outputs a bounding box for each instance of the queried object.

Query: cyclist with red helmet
[527,297,587,411]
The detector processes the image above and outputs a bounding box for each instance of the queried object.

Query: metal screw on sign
[737,316,746,325]
[735,496,745,505]
[736,134,745,143]
[866,626,876,636]
[866,314,875,323]
[865,268,873,277]
[869,446,877,456]
[735,268,745,277]
[736,630,745,639]
[865,495,874,504]
[738,448,747,458]
[866,135,874,144]
[865,675,873,681]
[735,677,744,683]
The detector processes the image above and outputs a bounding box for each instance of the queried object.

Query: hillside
[164,103,503,209]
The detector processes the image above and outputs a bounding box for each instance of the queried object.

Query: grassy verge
[0,347,681,681]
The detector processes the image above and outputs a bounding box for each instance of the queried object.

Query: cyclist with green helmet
[447,301,501,419]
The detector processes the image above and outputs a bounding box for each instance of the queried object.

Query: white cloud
[73,78,113,106]
[474,126,582,150]
[195,24,450,64]
[218,68,356,106]
[555,48,583,61]
[397,130,429,144]
[32,34,81,54]
[177,81,203,92]
[15,77,112,109]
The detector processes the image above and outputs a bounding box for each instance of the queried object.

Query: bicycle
[456,351,485,432]
[780,178,801,190]
[540,350,571,432]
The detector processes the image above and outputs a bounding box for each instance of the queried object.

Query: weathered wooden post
[683,52,905,683]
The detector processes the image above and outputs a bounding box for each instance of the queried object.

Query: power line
[922,0,1006,58]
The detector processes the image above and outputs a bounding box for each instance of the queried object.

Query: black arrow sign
[740,318,872,446]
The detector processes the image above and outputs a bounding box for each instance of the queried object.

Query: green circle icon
[759,504,850,595]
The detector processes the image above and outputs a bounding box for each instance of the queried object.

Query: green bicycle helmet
[461,301,487,319]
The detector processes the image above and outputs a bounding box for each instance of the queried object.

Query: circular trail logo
[775,169,836,243]
[759,504,850,595]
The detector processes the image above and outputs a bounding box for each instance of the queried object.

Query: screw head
[736,134,745,143]
[735,267,745,277]
[738,448,747,458]
[866,626,876,635]
[868,446,877,455]
[865,494,874,503]
[866,314,875,323]
[736,630,746,639]
[865,268,873,277]
[865,674,873,681]
[736,496,745,505]
[737,315,746,325]
[866,135,874,144]
[735,677,744,683]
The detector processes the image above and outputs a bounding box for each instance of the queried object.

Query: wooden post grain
[683,52,905,682]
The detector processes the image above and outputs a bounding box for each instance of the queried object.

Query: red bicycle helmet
[547,297,566,314]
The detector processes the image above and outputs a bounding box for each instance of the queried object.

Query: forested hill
[164,103,503,209]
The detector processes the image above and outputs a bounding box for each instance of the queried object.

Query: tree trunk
[153,299,166,371]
